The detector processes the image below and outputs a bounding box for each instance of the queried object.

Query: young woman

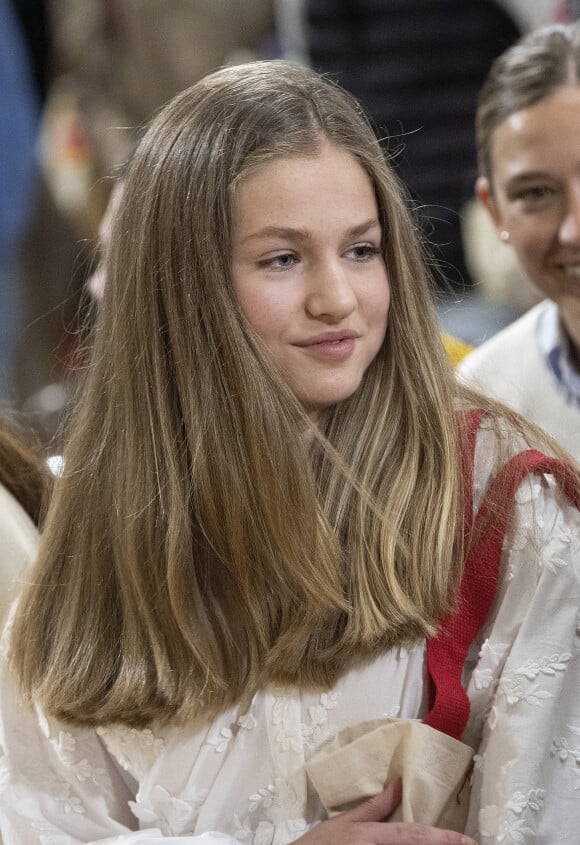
[0,61,579,845]
[458,23,580,460]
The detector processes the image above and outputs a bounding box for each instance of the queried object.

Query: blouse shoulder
[464,464,580,841]
[0,483,38,626]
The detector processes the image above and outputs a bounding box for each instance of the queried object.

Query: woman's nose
[559,186,580,246]
[305,259,357,320]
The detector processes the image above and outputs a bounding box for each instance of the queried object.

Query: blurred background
[2,0,578,443]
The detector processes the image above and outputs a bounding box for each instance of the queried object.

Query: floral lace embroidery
[249,780,283,814]
[19,712,114,819]
[514,478,542,508]
[253,821,275,845]
[538,482,580,574]
[473,640,509,692]
[207,707,257,753]
[487,653,571,731]
[271,693,300,755]
[479,761,545,845]
[50,780,85,816]
[129,783,209,835]
[207,726,234,754]
[96,725,164,779]
[540,526,575,574]
[480,793,544,844]
[273,691,340,754]
[468,640,509,732]
[225,692,313,844]
[235,777,307,845]
[236,817,307,845]
[49,731,110,793]
[496,653,570,705]
[473,667,494,691]
[550,725,580,788]
[516,653,572,681]
[302,692,339,749]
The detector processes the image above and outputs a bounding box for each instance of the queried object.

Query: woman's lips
[294,331,358,360]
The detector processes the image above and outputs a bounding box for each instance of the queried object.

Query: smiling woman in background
[459,23,580,460]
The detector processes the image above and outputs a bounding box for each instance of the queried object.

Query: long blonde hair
[12,61,469,727]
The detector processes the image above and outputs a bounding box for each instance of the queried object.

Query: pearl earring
[500,230,510,243]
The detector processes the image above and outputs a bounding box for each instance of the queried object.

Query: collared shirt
[537,299,580,411]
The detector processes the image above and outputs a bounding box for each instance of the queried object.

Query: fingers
[311,782,478,844]
[345,778,402,822]
[363,822,477,844]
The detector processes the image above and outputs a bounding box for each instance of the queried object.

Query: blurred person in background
[0,0,87,445]
[458,0,571,325]
[0,0,44,402]
[16,0,275,436]
[49,0,275,203]
[304,0,521,292]
[458,23,580,461]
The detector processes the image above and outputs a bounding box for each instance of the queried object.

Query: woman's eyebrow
[504,170,552,186]
[240,218,381,245]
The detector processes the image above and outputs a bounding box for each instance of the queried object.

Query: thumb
[344,778,402,823]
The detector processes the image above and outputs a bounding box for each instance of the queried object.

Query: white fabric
[458,300,580,461]
[0,483,37,626]
[0,427,579,844]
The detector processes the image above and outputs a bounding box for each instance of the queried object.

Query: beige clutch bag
[306,717,473,831]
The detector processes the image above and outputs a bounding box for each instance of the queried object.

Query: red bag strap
[424,411,580,740]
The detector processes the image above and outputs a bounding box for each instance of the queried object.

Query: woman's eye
[259,253,297,270]
[348,244,381,261]
[517,185,555,204]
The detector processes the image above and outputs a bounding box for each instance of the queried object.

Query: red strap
[425,415,580,740]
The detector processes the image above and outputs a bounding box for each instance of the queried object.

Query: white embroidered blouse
[0,428,579,845]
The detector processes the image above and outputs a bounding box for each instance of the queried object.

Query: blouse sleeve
[0,647,238,844]
[464,472,580,843]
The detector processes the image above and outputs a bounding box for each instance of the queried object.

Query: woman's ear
[475,176,501,230]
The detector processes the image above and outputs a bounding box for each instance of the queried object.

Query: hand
[294,780,477,844]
